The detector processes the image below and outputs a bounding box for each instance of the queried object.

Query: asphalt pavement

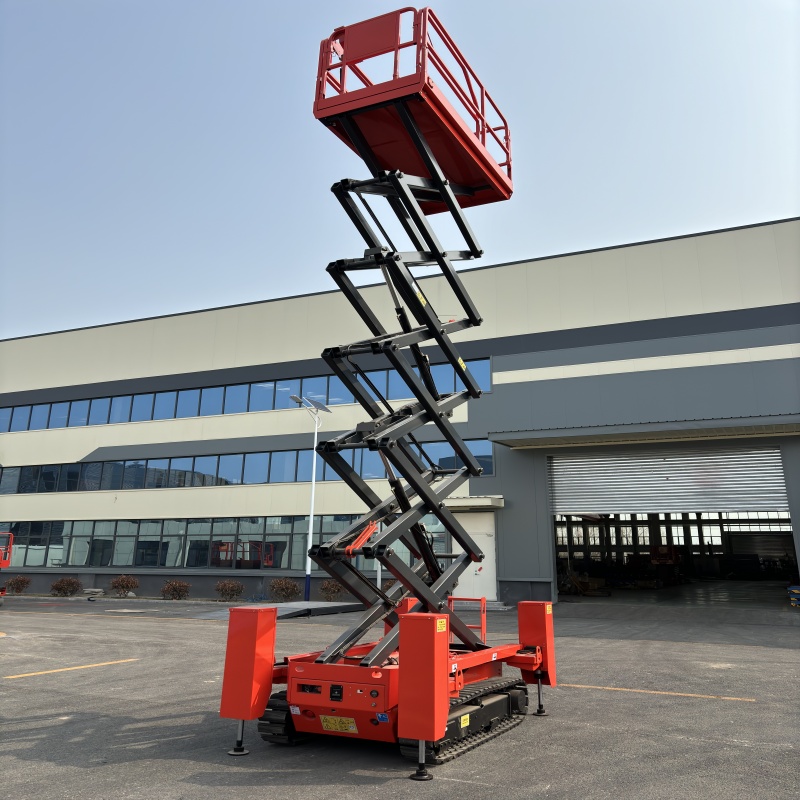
[1,588,798,800]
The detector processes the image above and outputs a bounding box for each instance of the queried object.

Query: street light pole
[290,395,332,602]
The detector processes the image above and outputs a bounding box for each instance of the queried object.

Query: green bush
[161,580,190,600]
[109,575,139,597]
[215,579,246,602]
[319,579,344,602]
[4,575,31,595]
[51,577,83,597]
[269,577,301,602]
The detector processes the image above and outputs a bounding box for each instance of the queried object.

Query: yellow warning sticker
[460,713,470,728]
[457,357,466,371]
[415,290,427,307]
[546,603,553,614]
[320,715,358,733]
[436,619,447,632]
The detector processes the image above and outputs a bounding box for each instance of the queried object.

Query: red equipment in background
[220,6,556,776]
[0,533,12,570]
[0,532,13,601]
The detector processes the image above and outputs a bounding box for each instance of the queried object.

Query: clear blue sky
[1,0,797,340]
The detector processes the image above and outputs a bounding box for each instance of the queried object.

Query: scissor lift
[220,7,555,775]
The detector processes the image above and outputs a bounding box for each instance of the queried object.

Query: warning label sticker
[460,713,470,728]
[436,619,447,633]
[320,715,358,733]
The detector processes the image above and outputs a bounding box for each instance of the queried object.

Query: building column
[779,438,800,579]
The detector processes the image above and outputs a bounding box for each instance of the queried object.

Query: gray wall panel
[481,448,556,600]
[494,324,800,373]
[475,359,800,435]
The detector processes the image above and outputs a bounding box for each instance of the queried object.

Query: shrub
[4,575,32,595]
[319,579,344,602]
[269,577,301,602]
[215,579,245,602]
[161,580,190,600]
[109,575,139,597]
[51,577,83,597]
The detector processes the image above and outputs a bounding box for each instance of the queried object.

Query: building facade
[1,218,798,602]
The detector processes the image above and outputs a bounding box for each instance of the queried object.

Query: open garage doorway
[548,446,798,605]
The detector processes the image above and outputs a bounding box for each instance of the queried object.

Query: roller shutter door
[549,447,788,514]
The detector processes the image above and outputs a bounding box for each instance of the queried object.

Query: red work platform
[314,7,512,213]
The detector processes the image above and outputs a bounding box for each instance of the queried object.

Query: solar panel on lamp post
[290,394,332,602]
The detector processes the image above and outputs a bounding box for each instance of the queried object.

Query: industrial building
[1,216,798,603]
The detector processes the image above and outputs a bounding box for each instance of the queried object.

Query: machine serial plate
[320,715,358,733]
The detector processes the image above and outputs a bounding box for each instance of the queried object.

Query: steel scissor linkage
[312,99,491,661]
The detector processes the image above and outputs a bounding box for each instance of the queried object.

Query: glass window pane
[388,369,412,401]
[79,462,103,491]
[464,439,493,475]
[467,358,491,392]
[168,457,194,488]
[199,387,224,416]
[420,441,456,469]
[263,534,290,568]
[327,375,353,405]
[296,450,325,483]
[359,449,386,480]
[243,452,269,484]
[48,401,69,428]
[108,395,132,424]
[38,465,60,492]
[249,381,275,411]
[358,370,387,402]
[192,456,218,487]
[111,536,135,566]
[68,399,90,427]
[238,517,265,536]
[28,404,51,430]
[275,378,301,409]
[135,519,163,566]
[47,521,66,565]
[88,521,114,566]
[130,394,154,422]
[269,451,297,483]
[152,391,177,420]
[176,389,200,418]
[88,397,111,425]
[58,463,81,492]
[67,534,91,566]
[18,466,40,493]
[25,522,49,566]
[210,518,238,568]
[145,459,170,489]
[100,461,124,491]
[123,460,146,489]
[218,454,244,485]
[160,519,186,567]
[301,376,327,405]
[0,467,21,494]
[265,516,293,534]
[431,363,455,395]
[10,406,31,432]
[185,519,211,567]
[0,407,11,433]
[223,384,249,414]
